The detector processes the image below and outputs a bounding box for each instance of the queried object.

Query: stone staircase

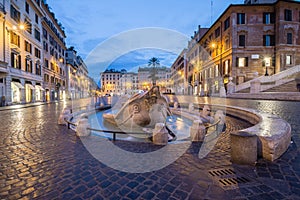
[235,65,300,93]
[265,79,298,92]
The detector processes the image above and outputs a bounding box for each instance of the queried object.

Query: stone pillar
[190,120,206,142]
[152,123,168,145]
[76,116,91,137]
[230,131,257,165]
[250,80,261,94]
[20,79,26,104]
[219,86,226,98]
[32,81,36,103]
[227,78,236,94]
[5,76,12,105]
[58,107,72,125]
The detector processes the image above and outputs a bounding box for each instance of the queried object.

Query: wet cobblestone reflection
[0,98,299,199]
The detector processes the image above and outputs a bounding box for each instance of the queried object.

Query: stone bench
[171,104,291,162]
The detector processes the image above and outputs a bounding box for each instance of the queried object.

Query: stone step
[265,80,299,92]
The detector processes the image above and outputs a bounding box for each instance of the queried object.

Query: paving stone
[141,191,155,199]
[0,99,299,199]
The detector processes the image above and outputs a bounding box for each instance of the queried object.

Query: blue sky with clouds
[47,0,244,79]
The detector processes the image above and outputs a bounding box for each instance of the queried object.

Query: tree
[148,57,160,86]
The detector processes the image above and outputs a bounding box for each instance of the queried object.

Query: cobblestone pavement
[0,97,300,200]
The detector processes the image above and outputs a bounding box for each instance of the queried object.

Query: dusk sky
[47,0,244,80]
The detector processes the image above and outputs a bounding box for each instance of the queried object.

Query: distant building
[170,49,187,95]
[138,66,171,91]
[100,69,121,94]
[119,72,138,95]
[66,47,89,99]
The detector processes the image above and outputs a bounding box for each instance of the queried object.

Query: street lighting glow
[19,24,25,30]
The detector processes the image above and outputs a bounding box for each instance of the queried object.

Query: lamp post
[264,57,270,76]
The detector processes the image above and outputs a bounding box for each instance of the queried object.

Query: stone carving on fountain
[103,86,171,131]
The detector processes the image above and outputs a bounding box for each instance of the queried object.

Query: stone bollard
[250,80,261,93]
[76,116,91,137]
[152,123,168,145]
[190,120,206,142]
[214,110,226,132]
[219,86,226,98]
[227,78,236,94]
[58,108,72,125]
[174,102,179,109]
[230,131,257,165]
[188,103,194,112]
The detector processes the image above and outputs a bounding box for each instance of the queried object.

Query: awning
[11,82,24,89]
[25,84,35,90]
[35,85,45,91]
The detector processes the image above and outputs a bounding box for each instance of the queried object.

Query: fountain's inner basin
[88,110,193,142]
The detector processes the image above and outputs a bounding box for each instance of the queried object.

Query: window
[239,35,246,47]
[236,57,248,67]
[11,53,21,69]
[36,63,41,75]
[34,29,40,41]
[284,9,292,21]
[44,59,49,69]
[287,33,293,44]
[25,18,32,34]
[224,60,229,75]
[10,5,20,23]
[225,38,230,50]
[43,41,48,52]
[237,13,245,24]
[25,41,32,53]
[25,58,33,73]
[25,2,29,13]
[35,0,41,6]
[35,14,39,24]
[286,55,292,65]
[50,47,54,56]
[35,48,41,58]
[50,62,54,70]
[10,32,20,47]
[215,27,220,38]
[224,17,230,31]
[43,28,48,39]
[263,35,275,46]
[263,12,275,24]
[215,65,219,77]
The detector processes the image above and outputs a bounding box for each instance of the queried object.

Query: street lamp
[264,57,270,76]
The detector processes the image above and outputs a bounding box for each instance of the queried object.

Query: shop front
[25,82,35,103]
[35,84,44,101]
[11,81,23,103]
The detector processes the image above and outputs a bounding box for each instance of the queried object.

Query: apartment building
[119,72,138,95]
[170,49,187,94]
[0,0,69,105]
[176,0,300,96]
[41,2,66,101]
[100,69,121,95]
[66,47,89,99]
[0,0,45,105]
[138,66,171,92]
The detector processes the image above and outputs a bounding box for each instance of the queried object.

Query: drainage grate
[208,167,252,190]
